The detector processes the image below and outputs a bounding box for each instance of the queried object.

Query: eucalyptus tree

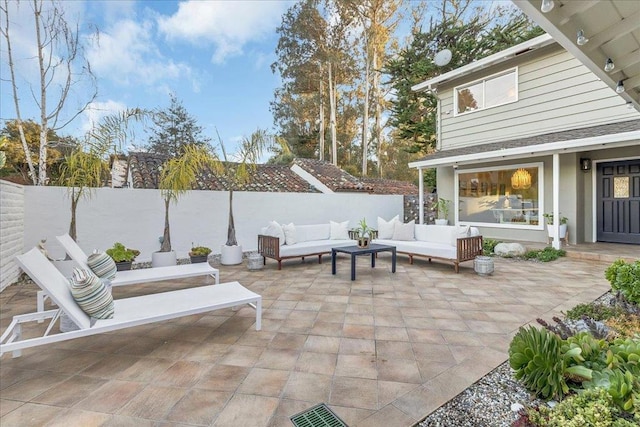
[271,0,359,166]
[1,0,97,185]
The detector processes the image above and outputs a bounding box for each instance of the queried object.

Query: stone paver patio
[0,253,615,426]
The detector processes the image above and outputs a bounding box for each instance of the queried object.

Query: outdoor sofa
[258,219,483,273]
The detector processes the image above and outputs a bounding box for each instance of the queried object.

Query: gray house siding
[437,48,638,150]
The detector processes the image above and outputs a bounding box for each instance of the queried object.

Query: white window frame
[455,162,545,230]
[453,67,518,117]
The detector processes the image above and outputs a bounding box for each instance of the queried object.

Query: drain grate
[290,403,348,427]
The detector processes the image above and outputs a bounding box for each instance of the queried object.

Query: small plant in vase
[355,218,373,248]
[106,242,140,271]
[435,198,451,225]
[189,244,212,263]
[543,213,569,242]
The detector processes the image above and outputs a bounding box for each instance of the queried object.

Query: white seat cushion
[279,240,353,257]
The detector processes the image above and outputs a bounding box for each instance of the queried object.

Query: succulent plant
[509,326,592,400]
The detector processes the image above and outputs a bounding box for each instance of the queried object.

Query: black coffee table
[331,244,396,281]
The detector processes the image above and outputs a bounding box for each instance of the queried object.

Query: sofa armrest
[457,235,483,263]
[258,235,280,260]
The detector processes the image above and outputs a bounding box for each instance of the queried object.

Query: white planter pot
[152,251,177,268]
[221,245,243,265]
[435,219,449,225]
[547,224,567,239]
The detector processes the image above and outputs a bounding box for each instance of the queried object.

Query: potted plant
[354,218,373,248]
[154,144,217,267]
[106,242,140,271]
[435,198,451,225]
[212,128,272,265]
[189,245,212,263]
[543,212,568,241]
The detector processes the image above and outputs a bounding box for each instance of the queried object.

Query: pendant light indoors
[511,169,532,190]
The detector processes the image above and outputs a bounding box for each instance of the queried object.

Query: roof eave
[411,33,555,93]
[409,130,640,169]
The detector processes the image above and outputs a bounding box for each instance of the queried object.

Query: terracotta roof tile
[360,178,419,195]
[127,153,318,192]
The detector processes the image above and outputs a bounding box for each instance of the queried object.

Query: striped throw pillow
[69,268,114,319]
[87,251,117,280]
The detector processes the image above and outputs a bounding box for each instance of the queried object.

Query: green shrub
[189,246,212,257]
[482,238,501,256]
[509,326,591,399]
[526,388,637,427]
[523,247,566,262]
[605,260,640,304]
[565,303,626,321]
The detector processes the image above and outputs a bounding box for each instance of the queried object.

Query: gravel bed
[416,291,623,427]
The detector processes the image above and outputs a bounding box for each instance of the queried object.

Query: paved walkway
[0,253,615,426]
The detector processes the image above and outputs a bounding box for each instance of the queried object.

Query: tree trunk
[328,63,338,166]
[34,0,48,186]
[319,65,325,161]
[226,189,237,246]
[373,48,382,177]
[161,197,171,252]
[362,42,370,176]
[69,190,78,241]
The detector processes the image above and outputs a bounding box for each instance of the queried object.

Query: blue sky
[1,0,513,155]
[1,0,294,153]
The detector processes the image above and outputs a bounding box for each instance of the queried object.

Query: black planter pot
[115,261,132,271]
[190,255,208,263]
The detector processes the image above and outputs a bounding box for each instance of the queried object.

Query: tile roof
[293,158,368,192]
[127,152,318,193]
[360,178,419,195]
[416,119,640,162]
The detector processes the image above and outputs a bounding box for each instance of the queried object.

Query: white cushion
[282,223,297,245]
[450,225,471,246]
[279,239,353,257]
[296,224,331,242]
[414,224,429,242]
[330,220,350,240]
[392,220,415,241]
[425,225,453,245]
[264,221,285,245]
[377,215,399,239]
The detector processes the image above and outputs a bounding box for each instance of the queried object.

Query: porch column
[418,168,424,224]
[552,153,560,250]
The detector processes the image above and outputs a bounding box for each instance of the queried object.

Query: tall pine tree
[147,94,211,157]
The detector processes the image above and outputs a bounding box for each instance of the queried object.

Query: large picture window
[455,68,517,115]
[456,163,543,229]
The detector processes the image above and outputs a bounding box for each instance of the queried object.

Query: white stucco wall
[22,186,402,264]
[0,181,25,291]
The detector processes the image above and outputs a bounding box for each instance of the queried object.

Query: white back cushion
[424,225,453,245]
[296,224,331,242]
[330,220,350,240]
[264,221,285,244]
[414,224,429,241]
[450,225,471,246]
[377,215,399,239]
[282,223,297,245]
[392,220,415,241]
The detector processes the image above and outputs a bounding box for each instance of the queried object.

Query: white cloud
[157,0,291,63]
[86,18,194,87]
[80,100,129,135]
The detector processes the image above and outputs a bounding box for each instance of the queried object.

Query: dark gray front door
[597,159,640,244]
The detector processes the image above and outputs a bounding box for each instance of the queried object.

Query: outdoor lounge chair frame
[34,234,220,313]
[1,248,261,358]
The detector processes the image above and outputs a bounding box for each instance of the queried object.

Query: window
[456,163,543,229]
[455,68,517,115]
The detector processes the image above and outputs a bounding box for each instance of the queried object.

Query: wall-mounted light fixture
[580,158,592,172]
[604,58,615,72]
[541,0,554,13]
[616,80,625,93]
[576,30,589,46]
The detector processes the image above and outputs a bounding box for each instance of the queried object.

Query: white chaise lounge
[0,248,261,358]
[38,234,220,313]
